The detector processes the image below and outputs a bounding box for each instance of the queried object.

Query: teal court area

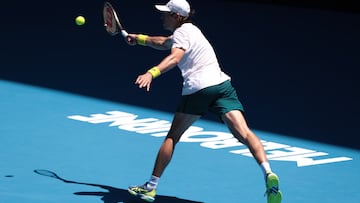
[1,79,359,203]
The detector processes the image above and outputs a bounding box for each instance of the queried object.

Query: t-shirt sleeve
[172,28,190,51]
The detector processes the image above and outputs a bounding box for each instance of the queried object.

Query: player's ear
[175,14,185,22]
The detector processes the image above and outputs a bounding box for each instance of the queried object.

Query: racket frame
[103,1,128,37]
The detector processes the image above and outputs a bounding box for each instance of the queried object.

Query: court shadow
[34,169,203,203]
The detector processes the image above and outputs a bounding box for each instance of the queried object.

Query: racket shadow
[33,169,203,203]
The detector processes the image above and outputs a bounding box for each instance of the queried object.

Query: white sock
[260,162,272,176]
[146,175,160,190]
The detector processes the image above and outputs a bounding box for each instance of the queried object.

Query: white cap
[155,0,191,17]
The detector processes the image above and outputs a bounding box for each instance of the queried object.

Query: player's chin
[163,24,171,31]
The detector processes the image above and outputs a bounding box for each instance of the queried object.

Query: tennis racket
[103,1,128,37]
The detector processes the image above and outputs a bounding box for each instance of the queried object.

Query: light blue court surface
[1,79,359,203]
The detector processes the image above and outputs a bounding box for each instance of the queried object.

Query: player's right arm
[126,34,172,50]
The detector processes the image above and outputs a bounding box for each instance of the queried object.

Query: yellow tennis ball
[75,16,85,26]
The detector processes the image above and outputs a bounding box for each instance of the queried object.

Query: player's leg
[152,112,201,177]
[128,112,200,202]
[221,110,267,164]
[221,110,282,203]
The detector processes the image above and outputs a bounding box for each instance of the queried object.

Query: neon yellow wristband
[137,34,148,46]
[147,66,161,79]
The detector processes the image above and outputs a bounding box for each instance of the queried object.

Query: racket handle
[121,30,129,37]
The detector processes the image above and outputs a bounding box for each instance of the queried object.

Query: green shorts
[176,80,244,116]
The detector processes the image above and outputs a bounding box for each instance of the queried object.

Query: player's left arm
[156,47,184,73]
[135,47,185,91]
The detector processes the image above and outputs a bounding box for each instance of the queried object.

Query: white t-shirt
[172,23,230,95]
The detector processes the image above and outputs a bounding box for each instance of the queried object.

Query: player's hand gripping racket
[103,1,128,37]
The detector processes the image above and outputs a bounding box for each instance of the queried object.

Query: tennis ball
[75,16,85,26]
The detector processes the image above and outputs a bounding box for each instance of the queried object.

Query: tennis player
[125,0,282,202]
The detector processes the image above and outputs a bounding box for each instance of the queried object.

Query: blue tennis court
[1,0,359,202]
[1,79,358,203]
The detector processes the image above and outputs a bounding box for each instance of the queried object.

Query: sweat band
[148,66,161,78]
[137,34,148,46]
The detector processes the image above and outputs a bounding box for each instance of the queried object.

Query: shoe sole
[267,173,282,203]
[128,189,155,202]
[268,190,282,203]
[140,194,155,202]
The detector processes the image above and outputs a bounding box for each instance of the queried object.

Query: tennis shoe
[128,182,156,202]
[265,172,282,203]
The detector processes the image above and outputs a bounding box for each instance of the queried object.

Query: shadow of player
[34,169,203,203]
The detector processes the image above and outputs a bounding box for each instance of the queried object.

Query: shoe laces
[135,182,153,191]
[264,186,279,196]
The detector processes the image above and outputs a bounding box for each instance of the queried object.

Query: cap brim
[155,5,171,12]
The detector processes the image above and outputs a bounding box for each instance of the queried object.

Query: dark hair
[184,9,195,23]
